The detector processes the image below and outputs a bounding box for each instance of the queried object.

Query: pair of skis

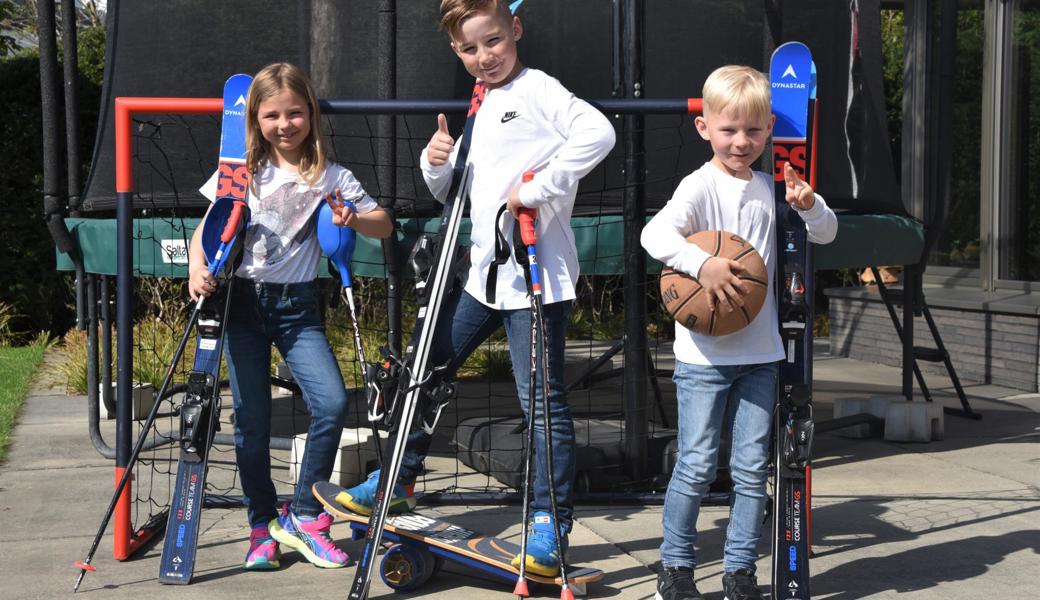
[770,42,817,600]
[74,74,253,590]
[347,80,487,600]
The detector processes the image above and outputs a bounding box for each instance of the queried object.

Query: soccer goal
[73,95,705,560]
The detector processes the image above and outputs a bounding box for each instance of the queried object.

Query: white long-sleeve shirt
[641,161,837,366]
[420,68,616,310]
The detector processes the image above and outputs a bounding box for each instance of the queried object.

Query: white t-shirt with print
[200,161,378,283]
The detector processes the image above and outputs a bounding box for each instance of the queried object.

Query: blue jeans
[224,278,348,525]
[398,290,576,530]
[660,360,777,573]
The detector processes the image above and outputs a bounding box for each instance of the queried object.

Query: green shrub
[0,24,105,342]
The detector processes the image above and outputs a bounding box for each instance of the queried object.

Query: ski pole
[73,200,246,592]
[513,215,540,597]
[516,175,574,600]
[317,198,384,464]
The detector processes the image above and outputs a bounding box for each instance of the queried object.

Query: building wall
[828,291,1040,392]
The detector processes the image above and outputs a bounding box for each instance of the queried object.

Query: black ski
[348,80,488,600]
[158,73,252,584]
[770,42,815,600]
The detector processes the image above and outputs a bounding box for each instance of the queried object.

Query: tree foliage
[0,1,17,58]
[0,21,105,341]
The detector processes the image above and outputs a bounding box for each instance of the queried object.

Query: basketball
[659,231,769,336]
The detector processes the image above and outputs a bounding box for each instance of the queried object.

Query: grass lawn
[0,345,45,463]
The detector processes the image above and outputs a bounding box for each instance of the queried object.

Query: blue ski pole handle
[317,198,381,423]
[317,198,358,289]
[211,201,247,273]
[200,196,249,277]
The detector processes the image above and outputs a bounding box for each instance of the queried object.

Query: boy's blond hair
[439,0,513,38]
[245,62,326,193]
[702,65,771,122]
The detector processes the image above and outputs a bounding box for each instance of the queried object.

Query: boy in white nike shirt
[338,0,616,577]
[641,65,836,600]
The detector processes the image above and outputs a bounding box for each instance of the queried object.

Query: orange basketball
[659,230,769,336]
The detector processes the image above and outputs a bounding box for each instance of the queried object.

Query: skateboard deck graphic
[313,481,604,593]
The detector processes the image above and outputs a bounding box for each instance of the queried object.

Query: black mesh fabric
[784,0,905,215]
[81,0,902,216]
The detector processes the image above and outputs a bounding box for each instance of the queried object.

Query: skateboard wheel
[380,544,437,591]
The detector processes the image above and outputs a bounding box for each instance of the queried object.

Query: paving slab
[1,346,1037,599]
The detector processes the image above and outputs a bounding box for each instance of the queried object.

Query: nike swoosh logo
[501,112,520,123]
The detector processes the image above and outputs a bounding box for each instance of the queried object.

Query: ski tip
[224,73,253,87]
[810,61,818,99]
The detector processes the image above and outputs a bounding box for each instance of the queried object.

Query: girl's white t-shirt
[200,161,378,283]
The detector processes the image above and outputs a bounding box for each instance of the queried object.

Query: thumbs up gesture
[426,113,455,167]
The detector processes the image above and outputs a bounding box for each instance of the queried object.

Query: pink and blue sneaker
[244,524,280,571]
[269,506,351,568]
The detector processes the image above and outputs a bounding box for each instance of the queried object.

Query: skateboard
[313,481,604,595]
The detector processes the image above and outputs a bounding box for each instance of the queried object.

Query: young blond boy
[641,66,836,600]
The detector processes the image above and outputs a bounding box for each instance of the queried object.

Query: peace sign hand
[324,188,358,228]
[784,162,815,211]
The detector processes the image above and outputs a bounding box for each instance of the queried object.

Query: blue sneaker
[335,469,417,516]
[510,511,568,577]
[269,506,351,569]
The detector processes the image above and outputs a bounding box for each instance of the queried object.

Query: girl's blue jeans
[398,289,576,530]
[660,360,777,573]
[224,278,348,525]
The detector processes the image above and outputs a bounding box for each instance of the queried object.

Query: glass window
[999,0,1040,281]
[929,3,985,270]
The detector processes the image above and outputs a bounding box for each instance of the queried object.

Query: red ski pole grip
[220,201,246,243]
[518,171,537,246]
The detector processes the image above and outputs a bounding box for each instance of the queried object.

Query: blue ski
[158,73,252,585]
[770,42,815,600]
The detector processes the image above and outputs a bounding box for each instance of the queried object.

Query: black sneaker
[655,566,705,600]
[722,568,764,600]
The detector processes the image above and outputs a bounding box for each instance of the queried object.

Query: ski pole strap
[486,204,535,303]
[486,170,539,303]
[513,219,533,294]
[486,203,521,303]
